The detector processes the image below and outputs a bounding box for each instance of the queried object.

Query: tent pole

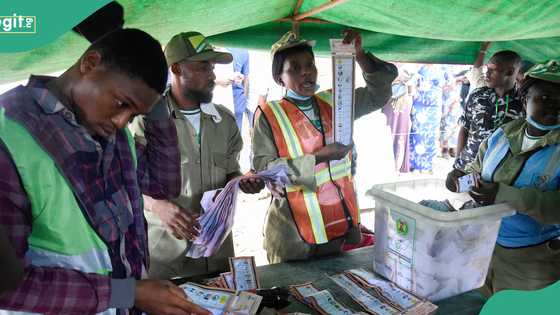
[277,17,332,24]
[293,0,304,16]
[279,0,340,37]
[293,0,348,21]
[292,21,300,38]
[292,0,303,38]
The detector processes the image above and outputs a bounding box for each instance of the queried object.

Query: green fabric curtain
[1,0,559,83]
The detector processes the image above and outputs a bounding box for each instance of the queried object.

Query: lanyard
[494,94,509,129]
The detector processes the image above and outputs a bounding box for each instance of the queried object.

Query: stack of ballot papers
[289,283,365,315]
[180,282,262,315]
[289,269,437,315]
[186,165,291,258]
[330,269,438,315]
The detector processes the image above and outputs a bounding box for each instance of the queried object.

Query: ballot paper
[329,273,400,315]
[204,276,229,289]
[290,283,321,300]
[330,39,356,146]
[186,165,291,258]
[304,290,358,315]
[221,272,235,290]
[230,256,260,292]
[181,282,262,315]
[289,283,362,315]
[333,271,438,315]
[457,173,479,193]
[346,269,420,309]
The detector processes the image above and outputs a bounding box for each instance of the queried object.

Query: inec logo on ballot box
[0,14,36,34]
[396,218,409,236]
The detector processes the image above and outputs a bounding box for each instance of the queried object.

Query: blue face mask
[527,115,560,131]
[285,84,320,101]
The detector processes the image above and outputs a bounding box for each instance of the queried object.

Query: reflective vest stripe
[286,157,352,192]
[268,101,304,158]
[267,101,330,243]
[260,94,359,244]
[319,158,352,182]
[0,108,117,315]
[27,246,112,275]
[302,191,329,244]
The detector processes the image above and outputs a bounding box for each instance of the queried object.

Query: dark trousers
[481,241,560,296]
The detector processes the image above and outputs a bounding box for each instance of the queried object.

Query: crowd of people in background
[383,42,535,175]
[383,62,469,173]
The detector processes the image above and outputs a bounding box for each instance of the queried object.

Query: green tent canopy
[1,0,559,83]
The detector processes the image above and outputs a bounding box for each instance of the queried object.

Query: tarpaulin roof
[1,0,559,83]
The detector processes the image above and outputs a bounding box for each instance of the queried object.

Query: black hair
[87,28,168,94]
[490,50,522,69]
[271,44,314,85]
[73,1,124,43]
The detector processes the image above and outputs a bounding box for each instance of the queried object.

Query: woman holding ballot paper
[251,30,397,263]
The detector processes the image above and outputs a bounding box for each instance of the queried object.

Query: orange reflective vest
[259,91,360,244]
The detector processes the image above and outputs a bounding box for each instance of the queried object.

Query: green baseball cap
[164,31,232,65]
[525,60,560,84]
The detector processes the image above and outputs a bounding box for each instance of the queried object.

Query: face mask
[527,115,560,131]
[285,84,320,101]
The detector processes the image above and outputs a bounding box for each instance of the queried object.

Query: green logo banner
[0,0,110,52]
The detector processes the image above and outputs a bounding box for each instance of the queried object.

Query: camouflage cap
[525,60,560,83]
[270,31,315,59]
[164,31,232,66]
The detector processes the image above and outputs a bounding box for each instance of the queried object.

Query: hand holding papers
[186,165,291,258]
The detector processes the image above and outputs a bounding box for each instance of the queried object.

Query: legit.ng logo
[0,14,36,34]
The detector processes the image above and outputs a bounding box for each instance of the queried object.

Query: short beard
[183,89,213,104]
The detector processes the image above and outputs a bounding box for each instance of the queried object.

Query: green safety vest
[0,108,137,315]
